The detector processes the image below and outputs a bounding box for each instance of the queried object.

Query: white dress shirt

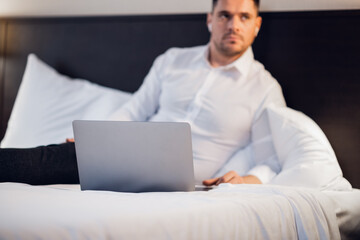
[110,45,286,183]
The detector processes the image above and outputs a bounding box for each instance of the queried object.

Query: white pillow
[215,105,351,190]
[267,106,352,190]
[0,54,132,148]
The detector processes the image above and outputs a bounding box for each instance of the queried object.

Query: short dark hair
[212,0,260,12]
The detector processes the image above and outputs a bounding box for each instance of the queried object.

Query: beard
[215,42,244,57]
[213,32,247,57]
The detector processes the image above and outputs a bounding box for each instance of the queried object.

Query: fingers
[66,138,75,143]
[203,177,220,186]
[216,171,237,184]
[203,171,245,186]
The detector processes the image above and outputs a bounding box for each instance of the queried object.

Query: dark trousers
[0,142,79,185]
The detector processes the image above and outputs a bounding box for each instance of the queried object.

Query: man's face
[207,0,262,59]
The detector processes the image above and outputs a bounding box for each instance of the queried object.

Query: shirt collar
[203,45,254,78]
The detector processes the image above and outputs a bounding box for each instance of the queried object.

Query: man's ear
[207,13,213,27]
[255,16,262,36]
[207,13,213,33]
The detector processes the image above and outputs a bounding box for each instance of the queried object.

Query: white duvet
[0,183,342,240]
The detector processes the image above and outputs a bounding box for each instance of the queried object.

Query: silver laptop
[72,120,197,192]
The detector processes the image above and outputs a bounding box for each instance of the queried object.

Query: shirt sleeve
[108,53,166,121]
[246,82,286,183]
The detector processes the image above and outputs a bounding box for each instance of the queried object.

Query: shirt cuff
[247,164,277,184]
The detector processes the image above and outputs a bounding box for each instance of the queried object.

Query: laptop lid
[72,120,195,192]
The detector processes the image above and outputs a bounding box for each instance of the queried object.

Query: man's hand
[202,171,262,186]
[66,138,75,143]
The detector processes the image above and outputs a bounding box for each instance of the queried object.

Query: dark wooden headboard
[0,11,359,187]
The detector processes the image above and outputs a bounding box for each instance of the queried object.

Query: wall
[0,0,359,17]
[261,0,360,12]
[0,0,210,17]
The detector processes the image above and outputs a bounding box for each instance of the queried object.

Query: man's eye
[241,15,250,21]
[219,13,230,20]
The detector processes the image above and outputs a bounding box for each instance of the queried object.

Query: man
[0,0,285,186]
[109,0,285,185]
[205,0,277,185]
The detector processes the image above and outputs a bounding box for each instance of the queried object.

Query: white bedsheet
[0,183,341,240]
[323,189,360,240]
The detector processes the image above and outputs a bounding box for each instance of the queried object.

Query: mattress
[323,189,360,240]
[0,182,349,239]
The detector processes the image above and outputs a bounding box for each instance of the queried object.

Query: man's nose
[227,16,241,32]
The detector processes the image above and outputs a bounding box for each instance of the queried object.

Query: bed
[2,182,357,240]
[1,10,360,239]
